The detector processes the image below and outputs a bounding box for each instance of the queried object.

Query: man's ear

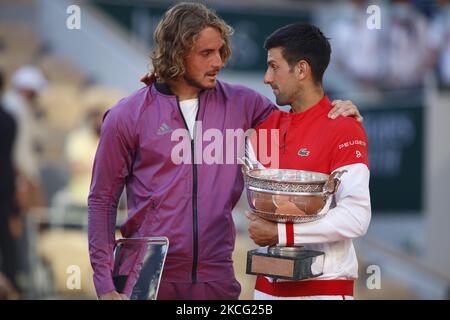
[295,60,308,80]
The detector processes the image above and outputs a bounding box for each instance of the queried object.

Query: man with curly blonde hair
[88,2,361,300]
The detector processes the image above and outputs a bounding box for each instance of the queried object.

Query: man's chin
[202,79,217,89]
[183,75,217,90]
[275,97,289,106]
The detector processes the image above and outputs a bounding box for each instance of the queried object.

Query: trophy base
[246,246,324,280]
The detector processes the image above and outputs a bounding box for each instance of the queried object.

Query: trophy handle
[238,156,256,174]
[323,170,347,195]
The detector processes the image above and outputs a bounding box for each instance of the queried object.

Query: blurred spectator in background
[428,0,450,90]
[326,0,432,95]
[2,65,48,212]
[50,86,124,215]
[385,0,429,90]
[329,0,387,94]
[63,107,104,207]
[0,70,20,298]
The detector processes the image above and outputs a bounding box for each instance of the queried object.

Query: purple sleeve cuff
[94,274,116,297]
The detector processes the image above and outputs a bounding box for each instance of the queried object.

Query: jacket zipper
[175,96,200,283]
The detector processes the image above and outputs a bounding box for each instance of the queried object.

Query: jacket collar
[154,81,210,97]
[154,81,175,95]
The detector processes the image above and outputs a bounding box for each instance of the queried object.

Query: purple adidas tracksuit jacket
[88,81,275,298]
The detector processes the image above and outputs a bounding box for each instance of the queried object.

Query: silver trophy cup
[241,157,346,280]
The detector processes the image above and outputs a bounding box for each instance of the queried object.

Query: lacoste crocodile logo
[298,148,310,157]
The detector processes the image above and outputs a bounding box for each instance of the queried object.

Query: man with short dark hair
[247,23,371,300]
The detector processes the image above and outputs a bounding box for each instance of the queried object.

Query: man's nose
[264,70,272,85]
[212,52,223,69]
